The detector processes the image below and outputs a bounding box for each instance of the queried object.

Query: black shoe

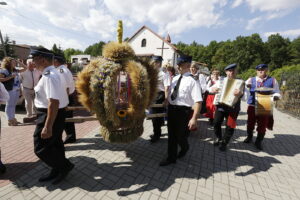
[159,159,176,166]
[243,136,252,143]
[39,169,59,182]
[52,163,74,185]
[0,163,6,174]
[219,143,227,151]
[254,134,264,151]
[213,138,222,146]
[209,118,214,126]
[64,137,76,144]
[255,140,263,150]
[177,151,187,159]
[150,136,159,143]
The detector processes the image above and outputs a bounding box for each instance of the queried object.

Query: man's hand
[234,89,242,96]
[41,126,52,139]
[188,118,197,131]
[211,87,219,93]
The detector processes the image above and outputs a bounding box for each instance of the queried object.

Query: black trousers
[167,104,192,161]
[151,91,165,138]
[34,108,72,172]
[213,110,235,144]
[65,95,76,139]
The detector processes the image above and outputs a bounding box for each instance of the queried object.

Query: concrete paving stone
[167,188,179,200]
[81,194,97,200]
[33,187,51,199]
[139,191,151,200]
[149,193,159,200]
[238,189,248,200]
[1,190,22,200]
[9,193,25,200]
[229,186,239,200]
[248,192,266,200]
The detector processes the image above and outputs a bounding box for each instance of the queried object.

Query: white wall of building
[128,28,178,66]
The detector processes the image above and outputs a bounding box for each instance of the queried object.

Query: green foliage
[0,36,15,59]
[175,33,300,74]
[269,64,300,82]
[84,41,106,57]
[237,68,256,80]
[63,48,83,62]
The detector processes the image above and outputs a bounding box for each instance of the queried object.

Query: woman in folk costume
[205,68,220,125]
[244,64,281,150]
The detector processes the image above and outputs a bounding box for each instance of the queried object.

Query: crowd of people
[0,49,281,184]
[0,47,76,184]
[149,55,281,166]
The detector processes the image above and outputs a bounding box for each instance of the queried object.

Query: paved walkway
[0,102,300,200]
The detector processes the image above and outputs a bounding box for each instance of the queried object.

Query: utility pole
[0,30,7,57]
[0,2,7,57]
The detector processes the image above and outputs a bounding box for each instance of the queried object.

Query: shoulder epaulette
[43,70,50,75]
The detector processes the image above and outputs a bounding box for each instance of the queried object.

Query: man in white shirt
[54,54,76,144]
[30,47,74,185]
[150,56,171,143]
[160,55,202,166]
[20,59,42,119]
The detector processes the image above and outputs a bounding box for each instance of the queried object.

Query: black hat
[29,47,53,58]
[177,55,192,65]
[224,63,237,71]
[152,55,163,62]
[54,53,66,64]
[255,64,268,70]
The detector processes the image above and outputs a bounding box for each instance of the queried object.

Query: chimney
[165,34,171,43]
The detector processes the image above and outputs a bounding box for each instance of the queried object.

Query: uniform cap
[177,55,192,65]
[29,47,53,58]
[152,55,163,62]
[255,64,268,70]
[224,63,237,71]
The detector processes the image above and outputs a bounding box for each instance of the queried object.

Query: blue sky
[0,0,300,50]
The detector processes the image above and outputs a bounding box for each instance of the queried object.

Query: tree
[63,48,83,63]
[266,34,290,70]
[52,43,64,56]
[288,37,300,64]
[0,36,14,59]
[84,41,106,57]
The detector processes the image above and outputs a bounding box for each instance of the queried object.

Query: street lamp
[0,1,7,57]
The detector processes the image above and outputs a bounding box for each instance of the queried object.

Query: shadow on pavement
[11,130,282,196]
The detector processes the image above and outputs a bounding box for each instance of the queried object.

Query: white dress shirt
[20,69,42,89]
[168,72,203,107]
[34,66,69,108]
[157,70,171,92]
[57,65,75,95]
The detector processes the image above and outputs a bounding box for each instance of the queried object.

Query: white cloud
[246,17,262,30]
[0,16,84,50]
[104,0,227,35]
[264,29,300,38]
[245,0,300,12]
[5,0,116,39]
[231,0,244,8]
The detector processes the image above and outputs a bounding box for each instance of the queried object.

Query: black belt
[37,108,66,112]
[23,87,34,90]
[168,104,191,110]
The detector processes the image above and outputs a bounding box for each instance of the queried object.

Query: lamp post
[0,1,8,57]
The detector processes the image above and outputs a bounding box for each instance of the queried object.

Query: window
[141,39,146,47]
